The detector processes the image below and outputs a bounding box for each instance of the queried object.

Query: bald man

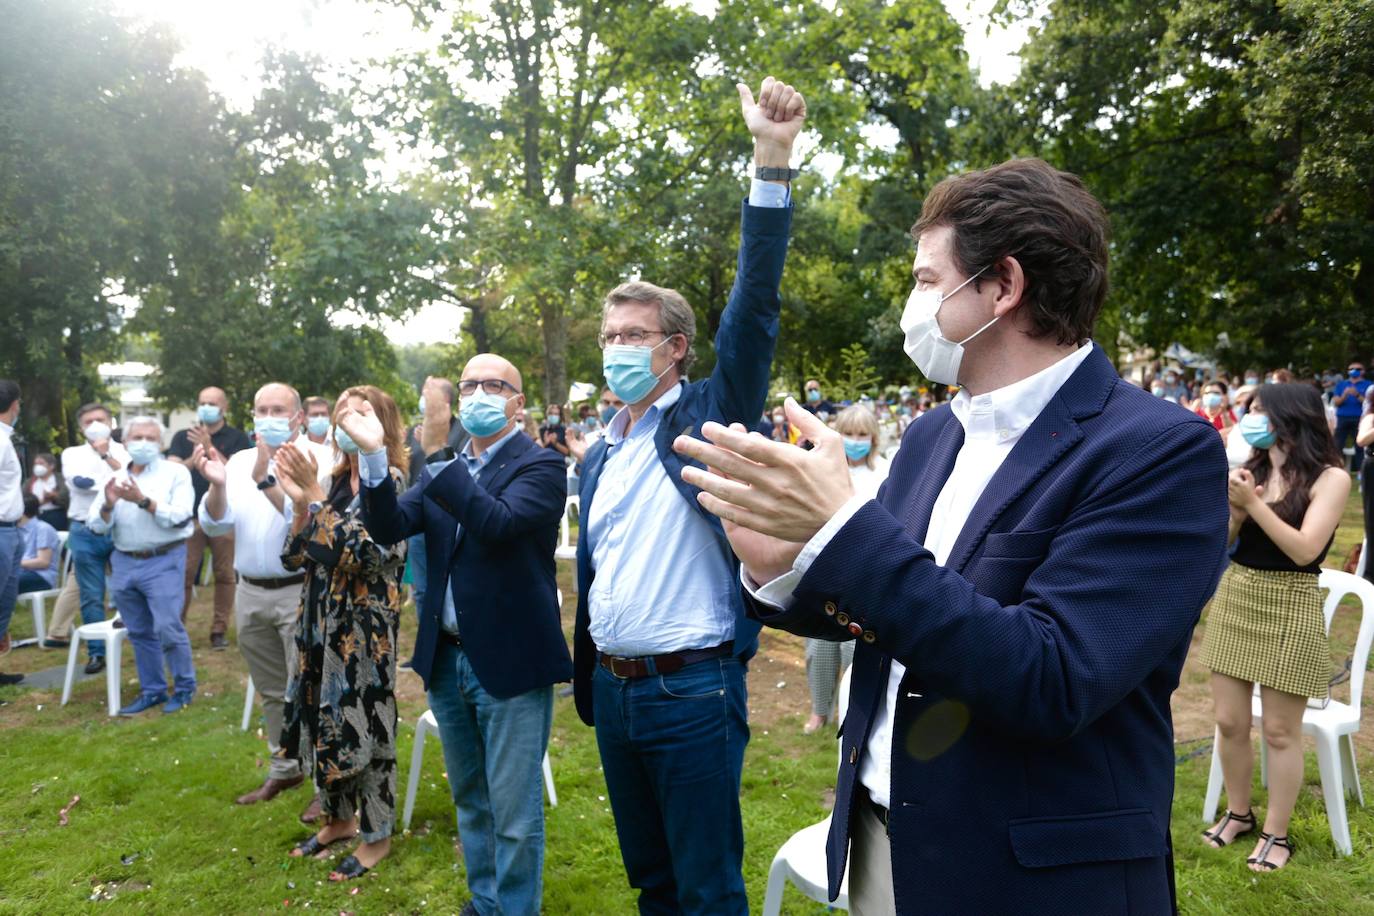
[167,385,251,648]
[194,382,332,815]
[346,354,571,916]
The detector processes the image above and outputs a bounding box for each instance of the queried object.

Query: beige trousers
[849,795,897,916]
[45,574,82,640]
[236,579,303,780]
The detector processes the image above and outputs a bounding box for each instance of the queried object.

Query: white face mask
[900,266,992,386]
[83,420,112,443]
[33,464,51,478]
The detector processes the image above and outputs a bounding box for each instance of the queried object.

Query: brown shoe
[235,774,305,806]
[299,794,324,825]
[210,632,229,651]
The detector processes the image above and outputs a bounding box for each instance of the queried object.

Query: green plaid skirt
[1199,563,1329,699]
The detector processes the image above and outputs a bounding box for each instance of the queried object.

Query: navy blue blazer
[749,345,1230,914]
[362,431,572,698]
[572,199,793,726]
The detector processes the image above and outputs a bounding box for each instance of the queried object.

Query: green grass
[2,484,1371,913]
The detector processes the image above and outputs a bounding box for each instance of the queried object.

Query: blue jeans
[110,547,195,697]
[1335,415,1365,472]
[408,531,428,616]
[68,521,114,658]
[0,526,21,640]
[593,656,750,916]
[427,640,553,916]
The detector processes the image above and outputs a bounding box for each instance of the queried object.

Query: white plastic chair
[19,535,72,648]
[1203,569,1374,854]
[554,495,579,561]
[242,676,256,731]
[762,666,852,916]
[60,617,127,716]
[401,708,557,830]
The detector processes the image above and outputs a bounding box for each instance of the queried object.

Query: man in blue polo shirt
[1332,360,1370,472]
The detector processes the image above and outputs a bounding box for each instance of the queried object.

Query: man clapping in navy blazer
[346,353,571,916]
[675,159,1230,914]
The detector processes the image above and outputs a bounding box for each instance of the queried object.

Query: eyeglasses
[597,328,671,349]
[458,379,520,396]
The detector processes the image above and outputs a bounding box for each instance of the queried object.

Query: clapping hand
[1227,468,1264,509]
[336,401,385,453]
[191,444,227,486]
[275,443,323,508]
[567,426,588,463]
[114,478,144,504]
[189,425,214,452]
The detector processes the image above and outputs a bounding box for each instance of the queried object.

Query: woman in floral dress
[277,385,408,882]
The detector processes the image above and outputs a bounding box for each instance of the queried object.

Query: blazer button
[862,630,877,643]
[849,746,858,765]
[847,622,863,637]
[835,612,850,626]
[823,601,838,616]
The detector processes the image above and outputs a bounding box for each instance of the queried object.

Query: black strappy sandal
[328,854,370,882]
[1247,832,1296,871]
[289,832,353,859]
[1202,808,1256,847]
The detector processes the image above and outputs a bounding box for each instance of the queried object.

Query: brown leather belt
[118,539,187,560]
[597,641,733,679]
[242,573,306,590]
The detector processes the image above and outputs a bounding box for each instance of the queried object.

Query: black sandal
[1247,832,1296,871]
[1202,808,1256,847]
[328,854,370,882]
[289,832,352,858]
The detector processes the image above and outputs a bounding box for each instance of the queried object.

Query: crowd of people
[1,75,1372,914]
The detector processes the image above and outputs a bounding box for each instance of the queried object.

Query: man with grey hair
[567,75,804,913]
[87,416,197,715]
[196,382,330,813]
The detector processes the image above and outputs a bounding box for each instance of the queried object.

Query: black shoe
[84,657,106,675]
[0,672,22,686]
[210,632,228,651]
[42,638,71,649]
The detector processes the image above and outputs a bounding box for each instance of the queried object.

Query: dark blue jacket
[749,345,1230,914]
[572,200,793,725]
[362,431,572,697]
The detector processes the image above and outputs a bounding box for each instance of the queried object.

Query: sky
[112,0,1036,347]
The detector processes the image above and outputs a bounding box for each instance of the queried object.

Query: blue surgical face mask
[1151,386,1166,398]
[1351,368,1364,380]
[1238,413,1277,449]
[127,439,161,465]
[255,416,294,448]
[600,405,617,424]
[843,437,872,461]
[460,391,512,438]
[1203,393,1223,410]
[603,339,672,405]
[807,389,821,402]
[307,416,331,437]
[197,404,222,424]
[334,426,360,454]
[1244,376,1259,386]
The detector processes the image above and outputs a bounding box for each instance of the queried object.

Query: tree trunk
[465,296,491,355]
[540,293,567,407]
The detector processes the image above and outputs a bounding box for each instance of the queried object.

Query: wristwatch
[306,499,324,516]
[257,474,277,491]
[426,447,457,465]
[754,166,800,182]
[137,497,152,510]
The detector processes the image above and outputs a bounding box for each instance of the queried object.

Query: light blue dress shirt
[361,424,523,634]
[86,457,195,552]
[587,384,736,657]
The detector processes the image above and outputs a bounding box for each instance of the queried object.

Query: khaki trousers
[45,574,82,640]
[849,795,897,916]
[236,579,302,780]
[181,520,236,635]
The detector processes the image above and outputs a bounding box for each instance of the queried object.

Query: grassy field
[1,484,1371,914]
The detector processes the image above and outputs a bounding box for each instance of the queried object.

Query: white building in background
[97,361,197,448]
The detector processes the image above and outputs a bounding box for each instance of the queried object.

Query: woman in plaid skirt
[1200,383,1350,872]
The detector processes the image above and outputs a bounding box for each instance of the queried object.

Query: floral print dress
[280,473,406,842]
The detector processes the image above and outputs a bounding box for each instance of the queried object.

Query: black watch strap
[426,447,457,465]
[137,497,152,510]
[257,474,277,491]
[754,166,800,182]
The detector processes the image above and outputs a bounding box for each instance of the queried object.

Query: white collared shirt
[0,420,21,523]
[752,343,1094,808]
[86,458,195,553]
[61,440,130,520]
[198,448,298,578]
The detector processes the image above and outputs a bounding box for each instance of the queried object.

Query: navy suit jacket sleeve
[423,449,567,542]
[760,417,1229,743]
[360,474,425,547]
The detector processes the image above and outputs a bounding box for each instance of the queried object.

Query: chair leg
[1340,734,1364,807]
[60,635,80,705]
[1202,726,1224,822]
[241,676,255,732]
[760,852,789,916]
[29,594,47,646]
[542,751,557,807]
[106,633,123,717]
[402,717,431,830]
[1314,732,1353,855]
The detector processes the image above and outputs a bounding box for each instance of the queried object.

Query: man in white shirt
[197,382,329,812]
[88,416,198,716]
[60,403,129,674]
[0,380,25,683]
[674,159,1229,914]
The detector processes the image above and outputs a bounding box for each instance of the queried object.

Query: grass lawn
[1,484,1371,914]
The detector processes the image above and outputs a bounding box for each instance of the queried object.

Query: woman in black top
[1200,383,1349,872]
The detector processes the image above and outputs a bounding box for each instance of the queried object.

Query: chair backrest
[835,665,853,769]
[1357,538,1368,580]
[558,495,580,551]
[1318,568,1374,718]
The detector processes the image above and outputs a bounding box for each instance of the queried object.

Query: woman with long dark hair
[1200,383,1350,871]
[277,385,408,882]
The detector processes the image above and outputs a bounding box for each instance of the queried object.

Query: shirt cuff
[360,449,389,487]
[197,500,232,536]
[748,178,790,209]
[742,493,870,608]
